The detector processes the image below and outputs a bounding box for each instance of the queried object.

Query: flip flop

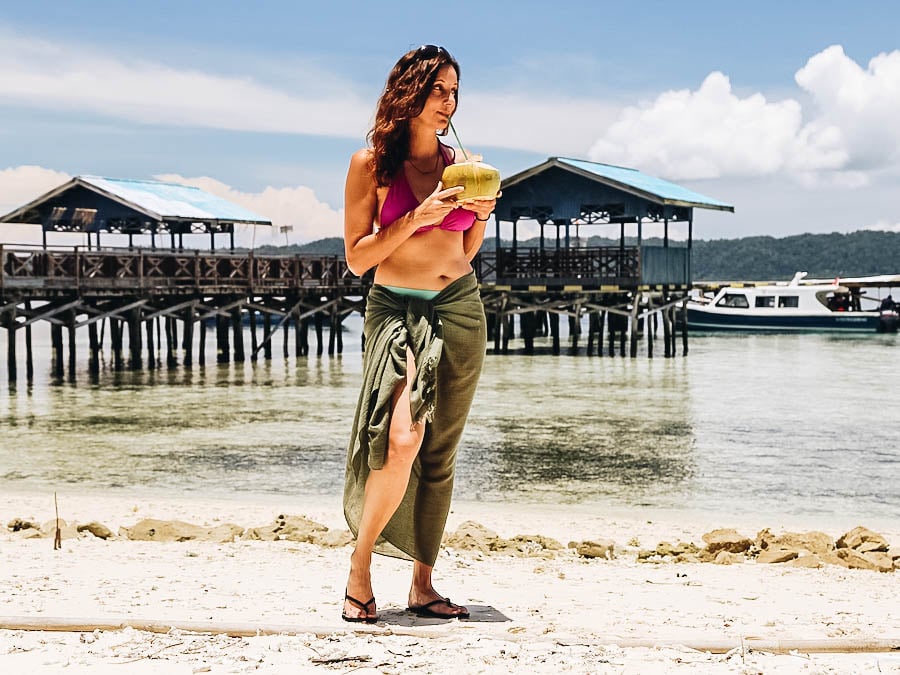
[341,591,377,623]
[406,597,470,619]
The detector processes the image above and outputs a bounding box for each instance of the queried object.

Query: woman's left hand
[463,191,501,221]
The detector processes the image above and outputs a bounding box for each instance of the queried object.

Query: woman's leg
[343,348,425,620]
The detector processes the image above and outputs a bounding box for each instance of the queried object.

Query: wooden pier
[0,245,368,383]
[0,158,735,382]
[0,243,690,384]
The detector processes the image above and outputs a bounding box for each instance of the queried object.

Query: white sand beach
[2,490,899,674]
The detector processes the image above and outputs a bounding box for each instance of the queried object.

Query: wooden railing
[0,246,365,295]
[474,246,641,286]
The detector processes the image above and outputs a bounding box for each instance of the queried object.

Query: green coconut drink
[441,160,501,202]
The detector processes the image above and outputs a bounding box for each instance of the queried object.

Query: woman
[341,45,496,623]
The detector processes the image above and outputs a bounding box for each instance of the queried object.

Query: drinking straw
[449,121,470,161]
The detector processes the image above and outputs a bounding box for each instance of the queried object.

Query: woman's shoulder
[349,147,375,171]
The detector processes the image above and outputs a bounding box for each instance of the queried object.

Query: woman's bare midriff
[373,228,472,290]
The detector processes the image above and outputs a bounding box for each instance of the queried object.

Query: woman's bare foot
[407,585,469,619]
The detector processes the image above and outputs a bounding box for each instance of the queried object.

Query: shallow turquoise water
[1,320,898,522]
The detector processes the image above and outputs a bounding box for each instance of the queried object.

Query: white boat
[686,272,896,332]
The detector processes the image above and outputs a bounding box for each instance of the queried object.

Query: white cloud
[0,166,74,245]
[0,29,617,158]
[588,45,900,186]
[795,45,900,171]
[155,174,343,246]
[0,31,370,138]
[588,71,845,181]
[863,220,900,233]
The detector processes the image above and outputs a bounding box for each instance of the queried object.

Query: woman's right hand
[412,182,464,228]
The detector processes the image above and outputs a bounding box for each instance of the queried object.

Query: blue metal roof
[79,176,271,223]
[500,158,734,213]
[555,158,733,211]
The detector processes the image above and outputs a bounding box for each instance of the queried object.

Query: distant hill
[246,231,899,281]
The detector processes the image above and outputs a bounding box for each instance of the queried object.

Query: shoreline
[5,486,899,545]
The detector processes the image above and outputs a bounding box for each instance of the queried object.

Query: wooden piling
[249,309,258,362]
[198,317,206,366]
[264,312,274,360]
[66,312,76,379]
[314,312,323,357]
[549,311,560,355]
[298,316,309,357]
[24,301,33,381]
[215,315,229,364]
[110,319,124,371]
[182,308,194,367]
[128,309,142,370]
[144,320,155,369]
[232,308,245,362]
[5,308,16,383]
[662,306,672,358]
[86,320,98,373]
[680,302,689,356]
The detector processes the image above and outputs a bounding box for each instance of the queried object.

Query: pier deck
[1,244,687,383]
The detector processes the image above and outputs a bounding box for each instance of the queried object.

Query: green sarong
[343,272,486,565]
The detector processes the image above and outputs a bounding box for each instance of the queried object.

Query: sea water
[1,318,898,523]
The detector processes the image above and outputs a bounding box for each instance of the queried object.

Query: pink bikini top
[380,144,476,234]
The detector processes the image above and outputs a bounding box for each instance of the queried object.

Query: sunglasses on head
[417,44,450,58]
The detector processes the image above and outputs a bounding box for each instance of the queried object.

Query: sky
[1,0,900,247]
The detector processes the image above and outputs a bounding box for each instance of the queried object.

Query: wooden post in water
[586,312,597,356]
[5,307,16,383]
[66,312,77,380]
[629,294,640,358]
[294,308,303,358]
[24,301,33,382]
[298,316,309,357]
[568,314,579,354]
[522,311,535,355]
[145,319,156,369]
[232,308,245,362]
[549,311,560,355]
[501,313,511,354]
[51,322,64,377]
[198,317,207,366]
[662,306,672,358]
[329,308,343,355]
[647,309,654,359]
[215,315,229,364]
[284,313,291,359]
[182,307,194,367]
[313,312,323,357]
[110,319,124,371]
[168,317,179,368]
[264,312,274,360]
[669,305,678,357]
[597,311,605,357]
[128,309,142,370]
[681,301,689,356]
[249,309,258,362]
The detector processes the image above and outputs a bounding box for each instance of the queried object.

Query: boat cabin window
[717,293,749,308]
[778,296,799,308]
[755,296,775,308]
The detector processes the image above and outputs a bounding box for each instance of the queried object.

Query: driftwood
[0,616,897,654]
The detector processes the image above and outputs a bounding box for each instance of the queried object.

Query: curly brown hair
[368,45,460,187]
